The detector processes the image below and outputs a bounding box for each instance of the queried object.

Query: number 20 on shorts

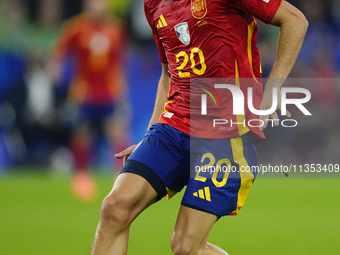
[176,47,206,77]
[195,153,232,188]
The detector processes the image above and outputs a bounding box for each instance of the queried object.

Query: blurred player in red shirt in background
[50,0,128,200]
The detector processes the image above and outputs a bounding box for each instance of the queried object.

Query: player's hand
[114,144,138,164]
[259,87,291,131]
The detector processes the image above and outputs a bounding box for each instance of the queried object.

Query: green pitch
[0,171,339,255]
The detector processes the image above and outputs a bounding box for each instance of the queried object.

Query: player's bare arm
[260,1,308,130]
[115,63,170,159]
[146,63,171,130]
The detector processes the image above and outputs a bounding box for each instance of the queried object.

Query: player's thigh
[104,172,158,221]
[172,205,218,247]
[72,105,94,142]
[125,123,190,198]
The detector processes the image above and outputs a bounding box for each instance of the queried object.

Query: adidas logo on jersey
[193,187,211,201]
[156,14,168,29]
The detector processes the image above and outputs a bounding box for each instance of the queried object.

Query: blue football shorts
[120,123,258,216]
[77,103,114,130]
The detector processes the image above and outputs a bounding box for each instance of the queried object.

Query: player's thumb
[114,145,137,158]
[260,114,269,131]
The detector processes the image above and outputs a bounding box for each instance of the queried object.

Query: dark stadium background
[0,0,339,254]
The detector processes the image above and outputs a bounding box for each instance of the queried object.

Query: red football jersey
[54,14,126,105]
[145,0,282,139]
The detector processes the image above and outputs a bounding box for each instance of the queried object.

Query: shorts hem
[120,160,167,201]
[181,202,221,217]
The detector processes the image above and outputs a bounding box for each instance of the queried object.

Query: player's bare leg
[171,206,229,255]
[103,115,129,172]
[71,123,96,201]
[91,173,158,255]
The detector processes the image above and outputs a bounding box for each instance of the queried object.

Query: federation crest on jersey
[191,0,207,19]
[175,22,190,45]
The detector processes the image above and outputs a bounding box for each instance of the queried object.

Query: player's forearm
[147,64,170,130]
[266,1,308,88]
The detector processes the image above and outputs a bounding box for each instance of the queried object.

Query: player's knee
[171,234,196,255]
[100,191,136,227]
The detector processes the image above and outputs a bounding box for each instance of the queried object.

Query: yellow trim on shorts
[230,136,254,215]
[164,187,178,200]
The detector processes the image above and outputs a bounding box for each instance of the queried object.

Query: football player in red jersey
[91,0,308,254]
[50,0,127,200]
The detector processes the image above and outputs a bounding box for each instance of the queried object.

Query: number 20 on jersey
[176,47,206,78]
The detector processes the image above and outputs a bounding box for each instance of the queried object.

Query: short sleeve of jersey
[231,0,283,24]
[144,3,168,63]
